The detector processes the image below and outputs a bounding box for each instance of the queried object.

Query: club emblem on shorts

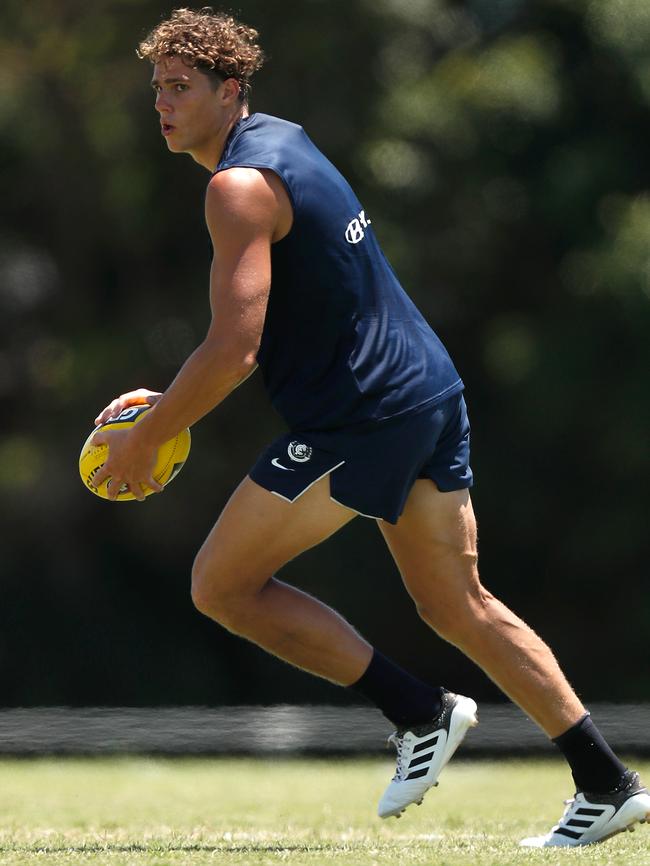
[288,441,312,462]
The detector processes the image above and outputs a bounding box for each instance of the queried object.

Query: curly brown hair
[137,7,265,102]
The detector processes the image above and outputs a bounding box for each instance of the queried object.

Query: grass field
[0,757,648,865]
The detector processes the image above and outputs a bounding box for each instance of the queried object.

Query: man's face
[151,56,224,158]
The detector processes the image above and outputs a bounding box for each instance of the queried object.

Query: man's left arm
[92,168,279,500]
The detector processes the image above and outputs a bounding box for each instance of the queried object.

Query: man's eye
[175,84,188,92]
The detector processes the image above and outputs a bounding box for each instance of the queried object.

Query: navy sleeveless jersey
[215,113,463,431]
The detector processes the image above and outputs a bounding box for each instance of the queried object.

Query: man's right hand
[94,388,163,427]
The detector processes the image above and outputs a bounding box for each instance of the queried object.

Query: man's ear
[220,77,241,105]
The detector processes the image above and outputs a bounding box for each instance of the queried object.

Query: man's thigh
[194,474,357,596]
[378,479,479,603]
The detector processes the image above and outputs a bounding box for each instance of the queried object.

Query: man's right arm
[93,168,283,442]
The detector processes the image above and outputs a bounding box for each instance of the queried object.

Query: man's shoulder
[247,112,302,132]
[205,165,287,242]
[207,165,277,207]
[218,113,306,168]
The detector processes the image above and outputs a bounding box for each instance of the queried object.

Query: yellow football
[79,403,191,501]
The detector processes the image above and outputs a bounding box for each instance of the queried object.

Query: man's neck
[193,106,249,171]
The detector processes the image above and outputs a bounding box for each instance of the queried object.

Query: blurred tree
[0,0,647,706]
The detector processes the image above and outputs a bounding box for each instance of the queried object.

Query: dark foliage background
[0,0,648,707]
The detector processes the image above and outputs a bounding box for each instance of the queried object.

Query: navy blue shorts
[248,393,473,524]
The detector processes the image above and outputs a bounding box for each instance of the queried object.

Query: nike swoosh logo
[271,457,295,471]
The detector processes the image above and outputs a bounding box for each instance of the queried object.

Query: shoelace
[387,732,408,782]
[552,798,577,832]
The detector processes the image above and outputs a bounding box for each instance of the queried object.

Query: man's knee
[191,554,240,629]
[190,551,268,636]
[414,567,494,646]
[191,555,219,616]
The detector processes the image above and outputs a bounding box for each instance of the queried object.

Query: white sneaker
[520,771,650,847]
[377,690,478,819]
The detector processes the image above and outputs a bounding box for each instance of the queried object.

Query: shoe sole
[382,696,479,819]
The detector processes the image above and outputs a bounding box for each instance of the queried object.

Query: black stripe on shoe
[413,734,440,754]
[576,808,605,816]
[406,767,429,780]
[555,827,583,840]
[409,752,435,769]
[409,752,434,770]
[567,819,593,828]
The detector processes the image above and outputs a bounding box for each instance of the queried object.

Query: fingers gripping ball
[79,404,191,501]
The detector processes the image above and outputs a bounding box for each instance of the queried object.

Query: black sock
[348,648,443,727]
[553,713,627,793]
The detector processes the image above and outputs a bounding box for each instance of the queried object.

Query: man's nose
[155,93,171,113]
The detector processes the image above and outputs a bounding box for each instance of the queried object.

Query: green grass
[0,757,648,865]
